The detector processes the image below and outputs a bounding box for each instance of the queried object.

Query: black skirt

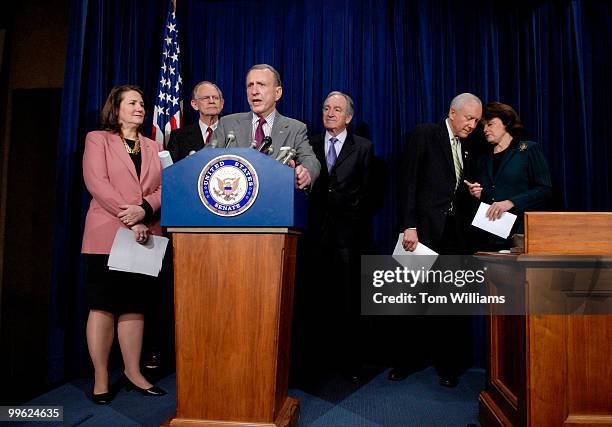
[84,254,159,315]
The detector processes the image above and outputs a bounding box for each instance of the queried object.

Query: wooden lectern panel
[480,212,612,427]
[171,232,299,426]
[524,212,612,255]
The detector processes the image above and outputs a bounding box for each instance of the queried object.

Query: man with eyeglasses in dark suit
[167,81,224,162]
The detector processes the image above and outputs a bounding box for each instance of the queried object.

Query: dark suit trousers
[310,227,364,370]
[390,214,473,377]
[431,213,472,377]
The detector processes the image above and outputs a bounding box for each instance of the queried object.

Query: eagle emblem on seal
[214,177,241,201]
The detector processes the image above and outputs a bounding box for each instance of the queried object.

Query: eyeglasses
[195,95,221,102]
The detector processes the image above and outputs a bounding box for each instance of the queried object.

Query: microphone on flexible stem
[281,149,297,165]
[258,136,272,154]
[275,146,291,161]
[224,131,236,148]
[265,146,274,156]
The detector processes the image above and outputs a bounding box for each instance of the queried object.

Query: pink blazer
[81,130,162,254]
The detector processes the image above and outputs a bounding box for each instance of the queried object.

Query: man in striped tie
[167,81,224,162]
[392,93,482,387]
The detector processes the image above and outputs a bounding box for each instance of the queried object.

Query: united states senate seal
[198,155,259,216]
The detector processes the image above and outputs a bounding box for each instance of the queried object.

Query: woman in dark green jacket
[465,102,552,251]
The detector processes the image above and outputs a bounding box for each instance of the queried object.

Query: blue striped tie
[326,137,338,172]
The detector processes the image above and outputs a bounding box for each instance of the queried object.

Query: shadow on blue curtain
[50,0,611,384]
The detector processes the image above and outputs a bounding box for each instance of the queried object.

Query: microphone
[209,138,218,148]
[281,148,297,165]
[258,136,272,153]
[265,146,274,156]
[224,131,236,148]
[275,146,291,161]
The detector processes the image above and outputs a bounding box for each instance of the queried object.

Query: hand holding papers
[108,228,169,277]
[392,233,438,274]
[471,202,517,239]
[393,233,438,256]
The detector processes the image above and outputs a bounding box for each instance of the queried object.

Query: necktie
[326,137,338,172]
[451,137,463,189]
[205,127,213,145]
[254,118,266,148]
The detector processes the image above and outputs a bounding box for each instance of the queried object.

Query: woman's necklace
[122,135,141,154]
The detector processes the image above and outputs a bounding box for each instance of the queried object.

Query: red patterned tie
[205,127,213,145]
[255,118,266,148]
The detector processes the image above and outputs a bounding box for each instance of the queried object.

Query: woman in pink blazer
[82,85,165,404]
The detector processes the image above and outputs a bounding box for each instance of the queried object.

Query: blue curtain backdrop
[50,0,611,383]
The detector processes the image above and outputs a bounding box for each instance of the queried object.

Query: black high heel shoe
[91,391,114,405]
[124,376,167,396]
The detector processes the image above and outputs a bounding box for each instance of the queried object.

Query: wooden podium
[161,149,306,426]
[479,213,612,427]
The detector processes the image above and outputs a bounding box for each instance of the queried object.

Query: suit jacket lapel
[494,140,518,180]
[271,112,290,148]
[333,132,356,171]
[485,151,494,182]
[439,122,455,176]
[313,134,326,162]
[312,134,329,178]
[139,134,153,182]
[238,113,253,146]
[109,133,139,182]
[190,122,205,148]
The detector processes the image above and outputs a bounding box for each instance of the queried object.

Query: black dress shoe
[144,352,161,370]
[347,372,361,383]
[340,369,361,383]
[91,391,113,405]
[388,367,410,381]
[124,377,167,396]
[439,376,459,388]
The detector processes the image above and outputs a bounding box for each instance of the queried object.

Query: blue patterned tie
[326,137,338,172]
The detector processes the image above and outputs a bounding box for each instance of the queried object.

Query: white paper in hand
[108,228,169,277]
[392,233,438,279]
[392,233,438,256]
[471,202,517,239]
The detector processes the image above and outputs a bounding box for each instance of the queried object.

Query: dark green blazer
[477,139,552,235]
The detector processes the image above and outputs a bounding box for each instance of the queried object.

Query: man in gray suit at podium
[215,64,320,189]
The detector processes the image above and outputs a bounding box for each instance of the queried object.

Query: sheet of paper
[159,150,173,169]
[392,233,438,274]
[392,233,438,256]
[108,228,169,277]
[471,202,517,239]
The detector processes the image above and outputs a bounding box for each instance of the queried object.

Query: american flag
[152,0,183,146]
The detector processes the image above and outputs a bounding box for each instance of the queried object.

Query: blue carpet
[19,367,483,426]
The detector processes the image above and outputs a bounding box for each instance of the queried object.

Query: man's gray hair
[248,64,282,87]
[191,81,223,100]
[450,93,481,111]
[325,91,355,116]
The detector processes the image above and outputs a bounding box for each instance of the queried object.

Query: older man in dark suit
[392,93,482,387]
[167,81,224,162]
[306,91,373,381]
[215,64,320,188]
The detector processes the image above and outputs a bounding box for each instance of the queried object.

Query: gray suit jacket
[215,111,320,183]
